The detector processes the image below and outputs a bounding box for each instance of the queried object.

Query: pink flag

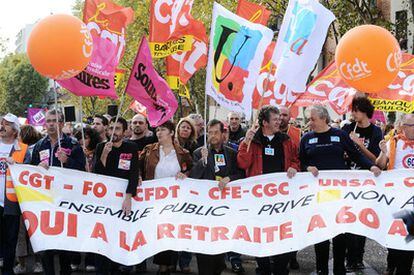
[126,37,178,127]
[58,35,118,98]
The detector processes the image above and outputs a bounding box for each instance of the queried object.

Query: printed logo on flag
[213,16,263,103]
[283,1,317,56]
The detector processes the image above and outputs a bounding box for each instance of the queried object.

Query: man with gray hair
[0,113,29,275]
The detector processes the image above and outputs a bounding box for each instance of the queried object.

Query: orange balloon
[335,25,401,94]
[27,14,93,80]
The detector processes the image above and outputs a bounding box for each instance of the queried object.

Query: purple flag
[126,37,178,127]
[27,108,46,126]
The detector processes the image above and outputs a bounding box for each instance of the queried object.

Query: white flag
[205,2,274,119]
[272,0,335,91]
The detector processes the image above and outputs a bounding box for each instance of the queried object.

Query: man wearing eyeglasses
[30,109,85,275]
[376,113,414,275]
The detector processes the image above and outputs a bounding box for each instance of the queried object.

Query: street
[7,238,394,275]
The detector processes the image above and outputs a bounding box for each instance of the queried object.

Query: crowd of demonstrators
[1,96,414,275]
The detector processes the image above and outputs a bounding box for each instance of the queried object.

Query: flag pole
[53,80,63,168]
[203,90,208,165]
[79,96,89,171]
[109,91,126,143]
[247,62,274,152]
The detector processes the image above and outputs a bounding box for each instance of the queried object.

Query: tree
[0,54,49,116]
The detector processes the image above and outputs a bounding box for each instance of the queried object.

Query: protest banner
[206,2,274,119]
[9,164,414,266]
[58,0,134,98]
[126,37,178,127]
[272,0,335,92]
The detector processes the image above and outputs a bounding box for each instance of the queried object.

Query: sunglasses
[403,124,414,127]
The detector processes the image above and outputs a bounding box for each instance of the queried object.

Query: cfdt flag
[126,37,178,127]
[58,0,134,98]
[149,0,204,58]
[205,2,274,119]
[272,0,335,91]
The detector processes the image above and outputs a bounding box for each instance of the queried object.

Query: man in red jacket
[237,105,300,275]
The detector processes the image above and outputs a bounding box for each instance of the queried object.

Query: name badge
[331,136,340,142]
[214,154,226,167]
[39,149,50,162]
[118,159,131,170]
[265,147,275,156]
[309,138,318,144]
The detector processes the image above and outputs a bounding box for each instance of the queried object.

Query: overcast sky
[0,0,77,55]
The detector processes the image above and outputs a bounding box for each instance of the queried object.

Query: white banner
[9,164,414,265]
[272,0,335,91]
[205,2,274,119]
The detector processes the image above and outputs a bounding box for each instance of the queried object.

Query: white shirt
[154,146,181,179]
[0,142,14,207]
[387,139,414,169]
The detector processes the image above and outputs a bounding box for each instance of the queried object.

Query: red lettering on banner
[119,231,147,251]
[307,214,327,232]
[252,182,290,198]
[262,226,278,243]
[22,211,38,238]
[120,231,131,251]
[19,171,54,190]
[41,211,64,235]
[157,223,175,239]
[319,179,376,187]
[208,186,242,200]
[211,227,230,241]
[388,220,408,236]
[82,181,107,198]
[91,222,108,242]
[359,208,380,229]
[67,214,78,237]
[404,177,414,187]
[132,231,147,250]
[193,225,209,241]
[135,185,180,201]
[253,227,261,243]
[336,206,357,224]
[232,225,252,242]
[178,224,192,239]
[280,222,293,240]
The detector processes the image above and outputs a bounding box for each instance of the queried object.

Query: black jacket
[190,144,245,181]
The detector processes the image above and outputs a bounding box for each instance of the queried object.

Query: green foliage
[0,54,49,116]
